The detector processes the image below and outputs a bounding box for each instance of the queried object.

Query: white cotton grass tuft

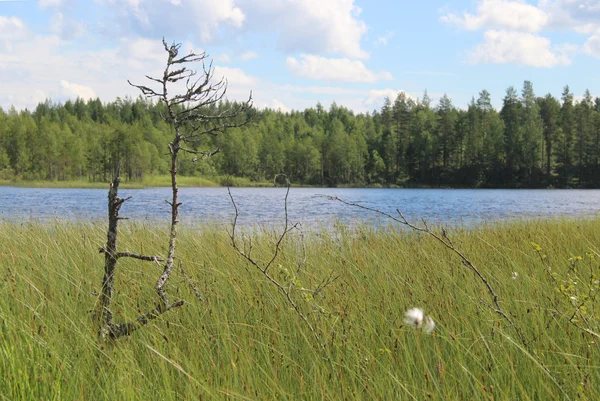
[423,316,436,334]
[404,308,435,334]
[404,308,424,326]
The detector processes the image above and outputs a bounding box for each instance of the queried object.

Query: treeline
[1,81,599,187]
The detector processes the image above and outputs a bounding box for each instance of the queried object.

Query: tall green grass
[0,218,598,400]
[0,175,274,189]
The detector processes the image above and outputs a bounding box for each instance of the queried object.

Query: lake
[1,187,599,227]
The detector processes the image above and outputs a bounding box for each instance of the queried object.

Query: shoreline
[0,178,596,190]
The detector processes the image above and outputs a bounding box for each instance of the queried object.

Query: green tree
[556,86,575,185]
[500,86,522,182]
[520,81,544,184]
[538,93,561,178]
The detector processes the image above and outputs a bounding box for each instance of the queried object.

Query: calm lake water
[1,187,599,227]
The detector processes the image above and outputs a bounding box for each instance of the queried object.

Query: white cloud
[213,53,232,63]
[100,0,368,59]
[0,27,260,111]
[38,0,68,8]
[239,51,258,60]
[286,55,393,83]
[238,0,368,59]
[541,0,600,31]
[468,30,571,67]
[60,80,96,100]
[277,84,362,96]
[49,12,85,40]
[365,89,413,105]
[254,98,289,112]
[0,16,29,51]
[441,0,549,32]
[100,0,245,43]
[213,66,258,88]
[584,34,600,58]
[120,37,166,62]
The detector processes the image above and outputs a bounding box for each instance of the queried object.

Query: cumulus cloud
[584,34,600,58]
[468,30,571,67]
[286,55,392,83]
[100,0,245,43]
[0,25,261,111]
[213,66,258,87]
[540,0,600,32]
[49,12,85,40]
[441,0,549,32]
[238,0,368,59]
[99,0,368,59]
[60,80,96,100]
[0,16,29,51]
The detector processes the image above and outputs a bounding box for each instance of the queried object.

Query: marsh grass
[0,175,274,189]
[0,218,599,400]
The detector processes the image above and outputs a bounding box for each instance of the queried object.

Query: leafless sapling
[228,175,338,352]
[95,38,252,340]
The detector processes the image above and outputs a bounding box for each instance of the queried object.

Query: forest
[1,81,599,188]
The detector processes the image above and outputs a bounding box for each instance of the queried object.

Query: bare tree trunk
[95,165,180,340]
[95,166,124,339]
[157,138,180,308]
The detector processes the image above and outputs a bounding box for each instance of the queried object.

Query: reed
[0,218,598,400]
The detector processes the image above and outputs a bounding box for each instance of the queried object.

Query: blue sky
[1,0,599,112]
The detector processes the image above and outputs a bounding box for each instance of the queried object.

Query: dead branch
[99,248,163,263]
[228,175,332,352]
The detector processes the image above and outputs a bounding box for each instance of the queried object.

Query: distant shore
[0,175,596,189]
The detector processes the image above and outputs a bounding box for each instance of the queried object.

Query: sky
[0,0,599,113]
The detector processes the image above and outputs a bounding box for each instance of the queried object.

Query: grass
[0,175,275,189]
[0,218,599,400]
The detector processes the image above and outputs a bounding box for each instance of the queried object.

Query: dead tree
[95,38,251,340]
[95,164,177,340]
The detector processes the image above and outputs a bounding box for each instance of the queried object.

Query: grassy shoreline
[1,176,594,189]
[0,175,275,189]
[1,218,599,400]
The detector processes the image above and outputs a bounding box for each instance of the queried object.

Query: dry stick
[178,260,205,302]
[227,179,326,352]
[328,196,528,347]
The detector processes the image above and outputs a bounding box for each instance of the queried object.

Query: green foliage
[2,83,600,187]
[532,242,600,336]
[0,219,599,399]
